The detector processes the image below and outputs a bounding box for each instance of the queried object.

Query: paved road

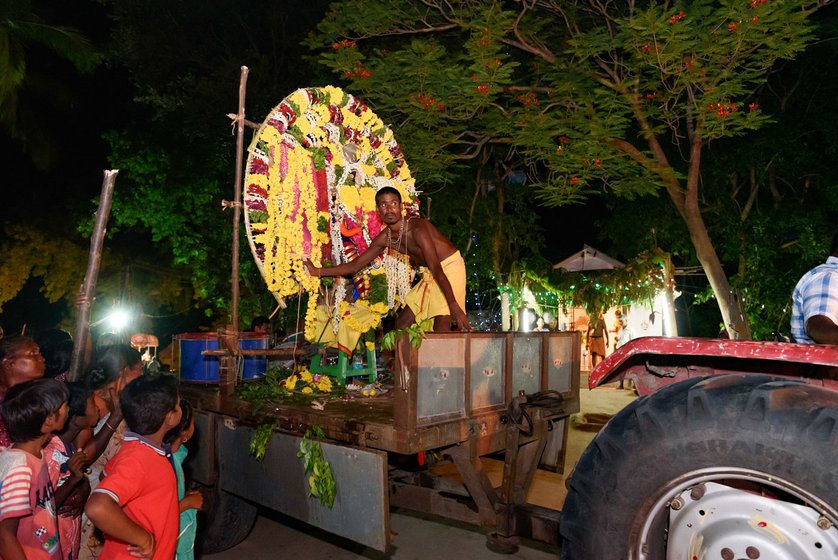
[205,508,558,559]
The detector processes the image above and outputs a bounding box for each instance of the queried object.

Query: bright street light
[105,308,131,332]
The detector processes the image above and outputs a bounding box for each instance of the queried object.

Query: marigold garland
[243,86,419,341]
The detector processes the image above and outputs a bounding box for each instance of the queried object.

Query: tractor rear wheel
[560,374,838,560]
[197,487,258,554]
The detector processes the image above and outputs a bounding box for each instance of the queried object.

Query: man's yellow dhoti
[403,251,466,323]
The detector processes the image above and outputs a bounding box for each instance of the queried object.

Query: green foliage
[0,224,87,312]
[308,1,548,283]
[380,322,426,351]
[102,130,240,319]
[308,0,828,336]
[236,366,342,408]
[0,0,99,105]
[308,1,809,204]
[599,11,838,339]
[97,0,329,327]
[367,273,389,306]
[249,423,274,461]
[513,248,672,314]
[297,426,337,508]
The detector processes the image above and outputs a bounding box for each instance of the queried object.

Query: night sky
[1,2,128,335]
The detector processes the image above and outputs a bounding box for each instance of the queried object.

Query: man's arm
[413,224,471,331]
[85,492,154,559]
[304,234,386,278]
[805,315,838,345]
[0,518,25,560]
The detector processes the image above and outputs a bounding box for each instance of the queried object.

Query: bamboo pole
[231,66,249,335]
[218,66,249,396]
[68,170,119,381]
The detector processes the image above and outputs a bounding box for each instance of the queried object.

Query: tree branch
[501,86,553,93]
[740,166,759,223]
[347,23,458,40]
[606,138,678,186]
[505,0,557,64]
[453,135,492,160]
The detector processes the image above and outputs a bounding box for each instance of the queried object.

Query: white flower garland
[384,250,412,309]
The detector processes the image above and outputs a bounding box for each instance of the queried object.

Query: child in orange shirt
[84,375,182,560]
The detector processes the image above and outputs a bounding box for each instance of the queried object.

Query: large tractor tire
[561,374,838,560]
[197,488,258,554]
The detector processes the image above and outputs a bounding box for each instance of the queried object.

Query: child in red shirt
[0,379,70,560]
[84,375,182,560]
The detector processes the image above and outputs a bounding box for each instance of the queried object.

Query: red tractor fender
[589,337,838,396]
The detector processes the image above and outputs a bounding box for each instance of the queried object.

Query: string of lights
[497,248,674,315]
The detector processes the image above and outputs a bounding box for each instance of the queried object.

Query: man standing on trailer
[791,230,838,345]
[305,187,470,332]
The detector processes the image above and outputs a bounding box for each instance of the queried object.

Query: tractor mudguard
[589,337,838,396]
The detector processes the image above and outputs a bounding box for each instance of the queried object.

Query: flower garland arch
[243,86,419,341]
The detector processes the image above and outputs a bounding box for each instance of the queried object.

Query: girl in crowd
[165,399,203,560]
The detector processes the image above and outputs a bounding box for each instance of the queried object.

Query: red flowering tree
[309,0,827,338]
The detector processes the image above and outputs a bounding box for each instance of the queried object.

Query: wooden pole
[219,66,249,397]
[231,65,249,334]
[68,170,119,381]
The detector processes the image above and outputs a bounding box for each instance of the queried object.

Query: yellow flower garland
[243,86,420,341]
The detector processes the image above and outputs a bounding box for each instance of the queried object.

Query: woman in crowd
[0,336,46,447]
[76,343,143,560]
[35,328,75,381]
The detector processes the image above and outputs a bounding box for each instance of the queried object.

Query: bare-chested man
[304,187,471,332]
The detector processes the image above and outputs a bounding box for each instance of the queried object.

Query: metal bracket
[646,361,680,377]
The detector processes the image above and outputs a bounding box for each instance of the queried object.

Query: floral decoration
[279,366,334,394]
[243,86,420,340]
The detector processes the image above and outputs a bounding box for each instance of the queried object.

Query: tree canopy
[307,0,836,338]
[1,0,836,339]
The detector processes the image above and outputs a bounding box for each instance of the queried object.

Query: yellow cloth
[403,251,466,323]
[310,303,381,355]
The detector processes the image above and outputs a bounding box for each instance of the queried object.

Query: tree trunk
[680,136,752,340]
[625,96,753,339]
[682,209,751,339]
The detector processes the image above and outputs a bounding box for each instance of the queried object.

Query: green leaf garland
[297,426,337,508]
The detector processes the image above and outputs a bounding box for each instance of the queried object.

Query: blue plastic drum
[176,332,268,383]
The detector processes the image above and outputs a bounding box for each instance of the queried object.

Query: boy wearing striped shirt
[0,379,70,560]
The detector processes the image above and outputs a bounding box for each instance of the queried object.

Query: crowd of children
[0,334,201,560]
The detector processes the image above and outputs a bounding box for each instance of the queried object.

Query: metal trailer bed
[183,331,581,552]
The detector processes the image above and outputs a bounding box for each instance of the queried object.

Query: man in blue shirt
[791,231,838,345]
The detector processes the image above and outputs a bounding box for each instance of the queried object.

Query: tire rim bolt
[745,546,760,559]
[690,483,706,501]
[720,548,734,560]
[669,497,684,511]
[817,516,832,530]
